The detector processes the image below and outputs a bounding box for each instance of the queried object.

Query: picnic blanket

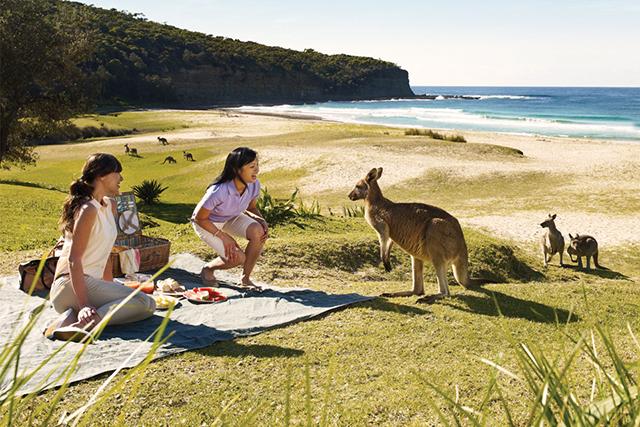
[0,253,373,396]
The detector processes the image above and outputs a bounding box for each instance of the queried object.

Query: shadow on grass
[140,202,193,224]
[195,341,304,358]
[0,179,66,193]
[560,263,629,280]
[444,287,580,323]
[357,298,429,316]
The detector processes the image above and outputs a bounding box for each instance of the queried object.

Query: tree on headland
[0,0,94,169]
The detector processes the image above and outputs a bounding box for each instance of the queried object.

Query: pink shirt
[193,179,261,223]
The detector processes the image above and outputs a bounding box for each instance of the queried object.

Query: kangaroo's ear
[366,168,379,183]
[376,167,383,179]
[569,233,573,239]
[551,214,556,220]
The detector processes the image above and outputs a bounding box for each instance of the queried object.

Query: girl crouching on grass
[47,153,156,342]
[192,147,268,290]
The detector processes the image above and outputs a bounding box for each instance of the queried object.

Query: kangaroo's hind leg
[381,256,424,298]
[416,259,449,304]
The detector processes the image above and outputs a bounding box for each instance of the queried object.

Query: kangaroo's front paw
[383,261,392,272]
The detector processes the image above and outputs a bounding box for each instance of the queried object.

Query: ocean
[236,86,640,140]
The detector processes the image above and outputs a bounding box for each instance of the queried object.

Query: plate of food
[155,278,186,298]
[184,287,227,304]
[114,278,154,294]
[152,294,180,310]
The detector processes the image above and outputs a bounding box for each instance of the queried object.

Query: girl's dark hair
[59,153,122,233]
[210,147,257,188]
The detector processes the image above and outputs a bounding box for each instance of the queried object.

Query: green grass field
[1,111,638,425]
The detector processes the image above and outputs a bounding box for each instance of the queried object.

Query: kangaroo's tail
[593,251,606,269]
[452,254,496,288]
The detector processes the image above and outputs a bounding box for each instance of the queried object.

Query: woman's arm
[103,253,114,281]
[68,203,97,308]
[102,198,117,281]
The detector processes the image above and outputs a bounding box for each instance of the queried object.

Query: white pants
[50,275,156,325]
[192,213,258,260]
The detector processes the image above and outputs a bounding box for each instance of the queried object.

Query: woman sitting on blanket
[192,147,268,290]
[47,153,156,342]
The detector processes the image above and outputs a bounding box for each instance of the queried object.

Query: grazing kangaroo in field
[540,213,565,267]
[567,234,602,270]
[348,167,490,304]
[157,136,169,145]
[162,155,177,164]
[183,151,195,161]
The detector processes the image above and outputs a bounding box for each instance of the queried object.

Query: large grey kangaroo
[348,167,490,304]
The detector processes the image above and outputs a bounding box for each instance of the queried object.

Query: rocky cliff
[68,2,413,106]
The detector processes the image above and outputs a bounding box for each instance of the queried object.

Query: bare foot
[239,278,263,291]
[200,267,218,286]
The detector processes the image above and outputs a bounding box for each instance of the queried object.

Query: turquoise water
[236,87,640,140]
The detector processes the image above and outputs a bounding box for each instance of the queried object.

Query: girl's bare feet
[44,308,77,339]
[239,277,262,291]
[200,267,218,286]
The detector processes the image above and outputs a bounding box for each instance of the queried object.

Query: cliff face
[67,2,414,106]
[170,65,413,105]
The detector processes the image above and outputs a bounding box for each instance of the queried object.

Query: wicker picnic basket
[110,192,171,277]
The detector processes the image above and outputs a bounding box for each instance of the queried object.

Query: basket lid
[114,192,142,245]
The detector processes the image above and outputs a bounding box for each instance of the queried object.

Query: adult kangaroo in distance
[348,167,491,304]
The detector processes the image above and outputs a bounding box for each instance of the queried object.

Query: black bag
[17,239,64,294]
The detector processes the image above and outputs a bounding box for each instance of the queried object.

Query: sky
[76,0,640,87]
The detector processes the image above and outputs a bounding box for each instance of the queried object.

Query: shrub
[132,180,168,205]
[342,205,365,217]
[296,197,322,219]
[257,188,301,227]
[404,128,466,142]
[257,188,323,227]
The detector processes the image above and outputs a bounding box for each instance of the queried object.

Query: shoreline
[230,108,639,144]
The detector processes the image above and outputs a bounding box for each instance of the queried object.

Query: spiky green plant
[132,179,168,205]
[417,297,640,426]
[342,205,365,218]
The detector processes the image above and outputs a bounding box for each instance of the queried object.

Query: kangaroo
[567,234,602,270]
[540,213,565,267]
[129,147,138,156]
[162,156,177,164]
[348,167,490,304]
[157,136,168,145]
[124,143,130,154]
[183,151,194,161]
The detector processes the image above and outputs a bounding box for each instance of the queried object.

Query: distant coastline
[232,86,640,141]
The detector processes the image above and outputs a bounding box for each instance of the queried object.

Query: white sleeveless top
[56,197,118,279]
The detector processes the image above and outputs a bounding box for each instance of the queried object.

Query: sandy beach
[33,109,640,248]
[238,111,640,248]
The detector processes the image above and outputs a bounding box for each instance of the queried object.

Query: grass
[405,127,467,142]
[1,110,639,424]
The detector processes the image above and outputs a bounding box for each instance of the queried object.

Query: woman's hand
[220,232,241,263]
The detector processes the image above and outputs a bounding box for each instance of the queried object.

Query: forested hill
[67,1,414,105]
